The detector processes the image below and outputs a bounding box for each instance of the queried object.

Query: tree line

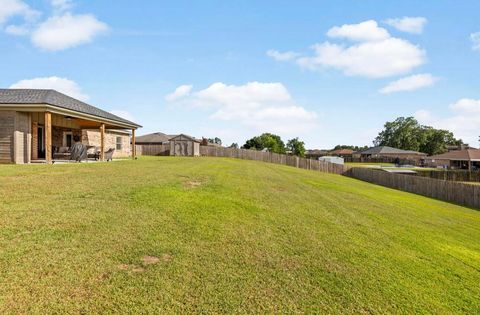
[219,116,466,158]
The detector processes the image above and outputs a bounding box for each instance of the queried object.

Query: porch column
[100,123,105,161]
[45,112,52,164]
[131,129,136,160]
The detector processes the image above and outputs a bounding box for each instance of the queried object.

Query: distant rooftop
[428,149,480,161]
[360,146,426,156]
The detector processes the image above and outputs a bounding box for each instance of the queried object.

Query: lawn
[0,157,479,314]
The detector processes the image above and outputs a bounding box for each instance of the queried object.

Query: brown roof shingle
[428,149,480,161]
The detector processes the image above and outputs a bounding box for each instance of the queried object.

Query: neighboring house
[135,132,175,145]
[424,149,480,170]
[169,134,200,156]
[305,149,328,159]
[359,146,427,161]
[328,148,355,157]
[0,89,141,164]
[200,138,223,147]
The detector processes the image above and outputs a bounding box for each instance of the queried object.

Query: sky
[1,0,480,149]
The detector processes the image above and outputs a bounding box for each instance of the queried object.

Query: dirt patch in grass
[142,255,160,265]
[117,264,130,271]
[161,253,173,262]
[132,266,145,273]
[184,181,202,189]
[118,264,145,273]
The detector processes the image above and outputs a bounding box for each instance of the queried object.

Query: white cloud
[297,37,425,78]
[167,82,317,134]
[326,20,390,42]
[266,49,300,61]
[9,76,89,101]
[110,110,135,122]
[165,85,193,102]
[379,73,439,94]
[449,98,480,113]
[31,13,108,51]
[415,98,480,146]
[51,0,73,13]
[470,32,480,51]
[384,17,427,34]
[0,0,39,24]
[5,24,28,35]
[268,20,427,78]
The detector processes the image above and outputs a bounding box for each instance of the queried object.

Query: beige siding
[0,111,15,163]
[13,112,31,164]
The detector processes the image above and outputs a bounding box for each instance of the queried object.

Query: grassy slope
[0,157,479,314]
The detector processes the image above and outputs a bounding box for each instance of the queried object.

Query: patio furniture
[104,148,115,162]
[53,146,71,160]
[87,146,100,160]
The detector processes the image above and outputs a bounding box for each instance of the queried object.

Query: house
[328,148,355,157]
[359,146,427,162]
[424,149,480,170]
[200,138,223,147]
[305,149,328,159]
[0,89,141,164]
[169,134,200,156]
[135,132,175,145]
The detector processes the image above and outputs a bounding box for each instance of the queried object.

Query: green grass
[1,157,479,314]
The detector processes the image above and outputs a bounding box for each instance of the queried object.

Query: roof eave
[0,103,142,129]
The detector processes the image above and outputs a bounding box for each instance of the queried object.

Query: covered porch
[30,111,138,164]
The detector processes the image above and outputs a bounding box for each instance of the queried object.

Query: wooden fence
[345,168,480,209]
[136,144,169,156]
[416,170,480,183]
[199,146,349,175]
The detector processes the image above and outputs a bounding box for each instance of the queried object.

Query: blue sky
[1,0,480,149]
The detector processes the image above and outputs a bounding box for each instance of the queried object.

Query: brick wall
[82,129,131,158]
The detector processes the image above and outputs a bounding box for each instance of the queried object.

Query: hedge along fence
[199,146,349,175]
[416,169,480,183]
[345,167,480,209]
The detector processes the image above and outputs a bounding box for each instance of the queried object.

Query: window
[116,136,123,150]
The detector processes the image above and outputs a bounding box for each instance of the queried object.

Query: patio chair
[87,146,100,160]
[53,146,71,160]
[104,148,115,162]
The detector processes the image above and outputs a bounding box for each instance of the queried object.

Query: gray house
[0,89,141,164]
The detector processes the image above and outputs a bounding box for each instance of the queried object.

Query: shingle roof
[136,132,174,144]
[0,89,140,127]
[170,134,201,142]
[428,149,480,161]
[330,149,354,155]
[360,146,426,155]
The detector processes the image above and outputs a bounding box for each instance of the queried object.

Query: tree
[242,133,286,154]
[332,144,369,152]
[374,117,463,155]
[374,117,424,151]
[229,143,239,149]
[208,137,222,145]
[286,138,306,157]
